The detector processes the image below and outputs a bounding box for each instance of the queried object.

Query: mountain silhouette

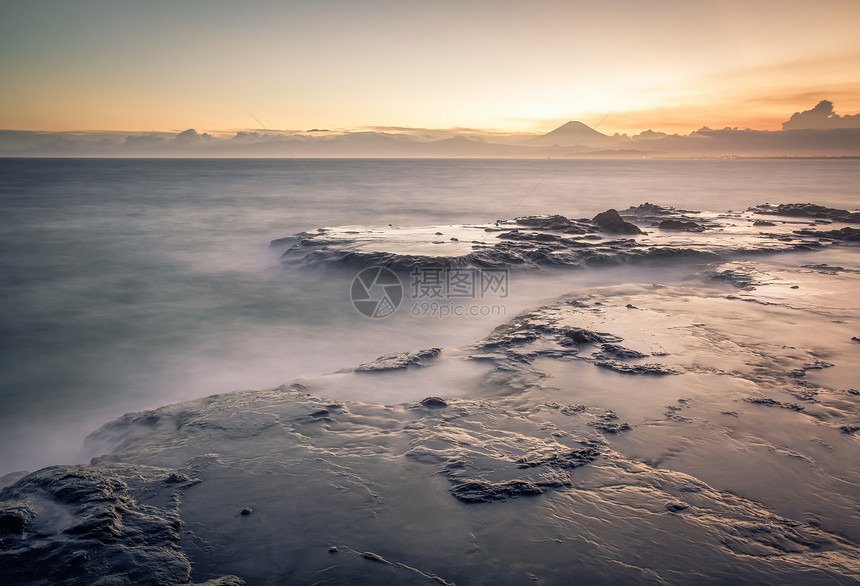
[531,121,611,146]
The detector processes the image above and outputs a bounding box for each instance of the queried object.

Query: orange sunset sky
[2,0,859,136]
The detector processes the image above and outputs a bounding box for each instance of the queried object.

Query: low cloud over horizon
[2,100,859,159]
[782,100,860,130]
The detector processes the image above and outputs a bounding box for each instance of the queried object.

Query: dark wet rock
[274,202,849,274]
[852,337,860,343]
[513,214,579,231]
[561,328,606,345]
[632,246,720,264]
[480,330,540,349]
[591,420,631,434]
[592,209,643,235]
[354,348,441,372]
[598,343,647,359]
[544,402,588,416]
[658,219,704,232]
[419,397,448,408]
[361,551,389,563]
[839,425,859,434]
[753,220,777,226]
[664,405,693,423]
[749,203,860,223]
[329,545,338,553]
[594,359,679,376]
[724,295,780,306]
[801,264,853,274]
[845,389,859,395]
[590,411,632,434]
[789,387,819,402]
[240,507,253,516]
[166,471,193,484]
[622,202,675,217]
[497,230,562,243]
[621,203,711,230]
[744,397,804,411]
[0,465,210,585]
[721,411,739,417]
[0,502,35,534]
[450,479,547,502]
[515,447,601,469]
[666,501,689,512]
[709,268,762,290]
[795,227,860,241]
[406,399,606,504]
[788,360,834,378]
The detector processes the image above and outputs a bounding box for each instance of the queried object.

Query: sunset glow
[1,0,859,136]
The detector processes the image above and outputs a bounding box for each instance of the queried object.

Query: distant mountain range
[1,101,858,158]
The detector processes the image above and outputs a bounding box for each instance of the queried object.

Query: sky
[2,0,860,135]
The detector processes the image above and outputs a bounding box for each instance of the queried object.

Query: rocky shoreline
[2,203,859,585]
[270,202,860,272]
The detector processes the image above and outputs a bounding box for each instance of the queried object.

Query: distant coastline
[2,101,859,159]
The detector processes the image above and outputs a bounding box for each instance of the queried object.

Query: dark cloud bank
[2,101,858,158]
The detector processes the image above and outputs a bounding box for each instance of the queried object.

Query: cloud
[631,130,668,141]
[173,129,212,143]
[782,100,860,130]
[124,134,166,148]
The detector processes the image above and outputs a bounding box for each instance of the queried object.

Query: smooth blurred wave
[1,157,858,475]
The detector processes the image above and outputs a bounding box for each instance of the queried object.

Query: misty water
[1,158,858,477]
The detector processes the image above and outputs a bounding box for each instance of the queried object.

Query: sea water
[1,158,858,476]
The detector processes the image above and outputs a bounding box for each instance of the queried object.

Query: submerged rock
[597,343,647,359]
[750,203,860,223]
[658,219,704,232]
[513,214,580,231]
[449,479,549,503]
[622,202,675,216]
[419,396,448,408]
[354,348,442,372]
[590,411,632,434]
[593,359,679,376]
[795,227,860,241]
[709,267,763,290]
[361,551,389,563]
[744,397,804,411]
[561,328,606,345]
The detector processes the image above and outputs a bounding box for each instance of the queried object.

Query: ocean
[1,157,859,477]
